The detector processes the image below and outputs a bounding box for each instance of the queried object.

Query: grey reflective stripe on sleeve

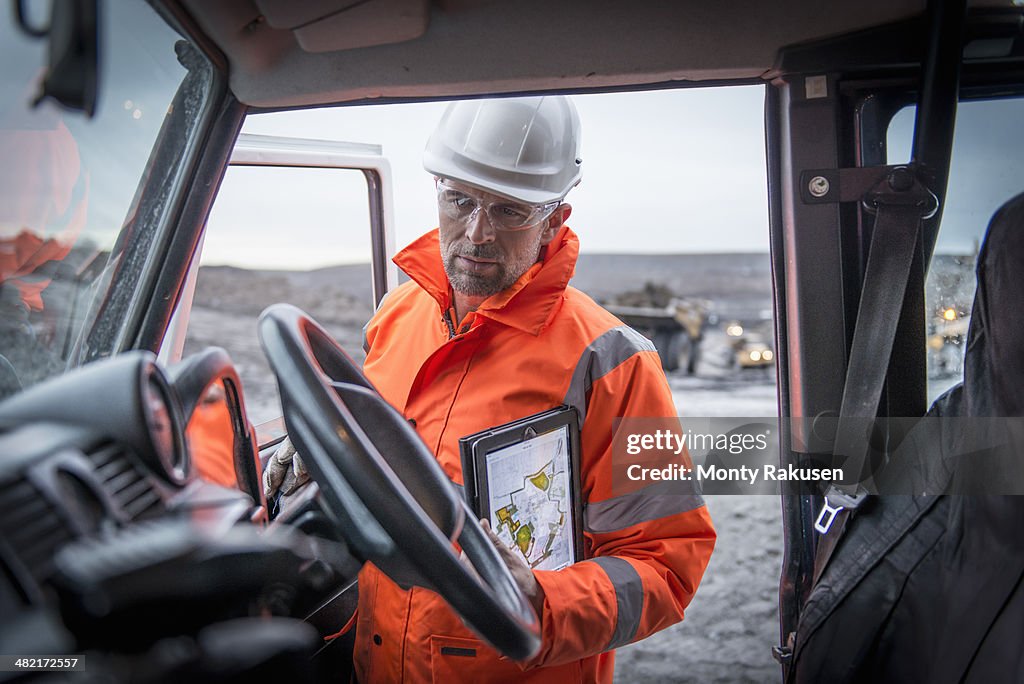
[585,480,704,534]
[588,556,644,650]
[562,326,657,427]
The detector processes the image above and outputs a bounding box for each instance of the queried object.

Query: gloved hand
[262,437,310,500]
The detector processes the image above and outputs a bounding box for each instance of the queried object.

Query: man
[268,95,715,682]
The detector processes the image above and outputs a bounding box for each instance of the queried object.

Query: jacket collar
[392,225,579,336]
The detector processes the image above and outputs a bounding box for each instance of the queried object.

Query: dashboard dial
[141,368,188,484]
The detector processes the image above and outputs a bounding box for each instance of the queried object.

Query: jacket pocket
[429,635,535,684]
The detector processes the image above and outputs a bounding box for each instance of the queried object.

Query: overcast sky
[202,87,1024,270]
[205,87,770,269]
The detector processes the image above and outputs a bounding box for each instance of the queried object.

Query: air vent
[0,477,73,585]
[87,443,162,521]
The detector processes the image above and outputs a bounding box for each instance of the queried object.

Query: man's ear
[540,203,572,245]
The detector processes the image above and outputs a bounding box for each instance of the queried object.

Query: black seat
[790,192,1024,683]
[925,192,1024,681]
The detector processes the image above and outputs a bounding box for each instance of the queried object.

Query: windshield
[0,2,210,400]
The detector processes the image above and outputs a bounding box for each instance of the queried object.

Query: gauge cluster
[0,351,191,485]
[141,364,189,485]
[0,350,261,606]
[0,349,357,682]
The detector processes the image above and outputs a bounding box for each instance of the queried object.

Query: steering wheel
[257,304,541,660]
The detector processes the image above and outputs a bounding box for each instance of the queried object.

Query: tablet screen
[484,425,575,571]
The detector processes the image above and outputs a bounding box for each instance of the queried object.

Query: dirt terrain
[618,375,782,683]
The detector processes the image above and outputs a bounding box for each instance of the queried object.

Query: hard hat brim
[424,151,580,205]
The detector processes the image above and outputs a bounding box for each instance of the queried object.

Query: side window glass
[887,98,1024,402]
[1,4,207,398]
[183,165,375,425]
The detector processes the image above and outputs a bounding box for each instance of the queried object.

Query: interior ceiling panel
[254,0,429,52]
[254,0,368,29]
[293,0,429,53]
[181,0,938,108]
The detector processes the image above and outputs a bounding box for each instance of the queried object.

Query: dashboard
[0,350,357,682]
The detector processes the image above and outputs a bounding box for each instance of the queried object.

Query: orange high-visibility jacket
[358,226,715,683]
[186,388,237,488]
[0,120,88,312]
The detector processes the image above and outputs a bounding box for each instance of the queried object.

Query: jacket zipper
[442,308,456,339]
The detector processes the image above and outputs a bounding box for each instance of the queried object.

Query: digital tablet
[458,406,583,571]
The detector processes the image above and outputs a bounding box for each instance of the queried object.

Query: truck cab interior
[1,0,1022,681]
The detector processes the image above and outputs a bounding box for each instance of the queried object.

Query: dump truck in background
[604,284,709,374]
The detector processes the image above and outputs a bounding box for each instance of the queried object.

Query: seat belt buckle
[814,498,844,534]
[771,631,795,664]
[814,484,868,534]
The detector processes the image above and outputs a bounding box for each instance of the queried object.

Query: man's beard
[441,237,542,298]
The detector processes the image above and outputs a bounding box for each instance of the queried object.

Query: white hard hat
[423,96,582,205]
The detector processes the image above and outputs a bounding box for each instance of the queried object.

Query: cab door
[161,132,398,444]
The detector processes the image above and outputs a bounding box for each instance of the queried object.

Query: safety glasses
[436,180,560,231]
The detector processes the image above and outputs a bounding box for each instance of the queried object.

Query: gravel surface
[613,374,783,683]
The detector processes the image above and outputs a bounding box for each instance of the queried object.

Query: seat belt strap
[811,167,937,576]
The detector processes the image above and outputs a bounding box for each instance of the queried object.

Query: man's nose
[465,207,497,244]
